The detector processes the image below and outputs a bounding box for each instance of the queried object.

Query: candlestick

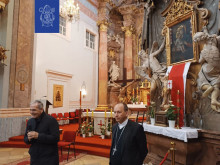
[86,109,88,116]
[110,108,112,117]
[147,93,150,106]
[133,88,134,97]
[92,110,94,117]
[177,90,180,108]
[80,91,82,109]
[137,87,138,96]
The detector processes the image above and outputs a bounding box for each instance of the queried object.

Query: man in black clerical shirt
[110,103,148,165]
[24,100,60,165]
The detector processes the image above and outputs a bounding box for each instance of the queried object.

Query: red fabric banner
[169,63,185,127]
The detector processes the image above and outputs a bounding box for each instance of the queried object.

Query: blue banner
[35,0,59,33]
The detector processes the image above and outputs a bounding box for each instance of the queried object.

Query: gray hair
[31,100,44,110]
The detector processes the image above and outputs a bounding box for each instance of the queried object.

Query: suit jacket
[110,120,148,165]
[24,112,60,165]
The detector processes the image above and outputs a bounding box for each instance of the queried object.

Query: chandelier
[60,0,80,22]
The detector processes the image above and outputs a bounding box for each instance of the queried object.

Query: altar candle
[177,90,180,107]
[137,87,138,96]
[147,93,151,106]
[133,88,134,97]
[86,109,88,116]
[105,109,106,118]
[92,110,94,117]
[110,108,112,117]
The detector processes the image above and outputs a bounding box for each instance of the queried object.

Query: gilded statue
[193,28,220,112]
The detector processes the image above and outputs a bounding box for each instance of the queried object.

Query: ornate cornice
[97,20,109,32]
[164,0,194,26]
[118,4,136,15]
[122,25,135,37]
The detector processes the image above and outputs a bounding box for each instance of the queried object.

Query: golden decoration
[97,20,109,32]
[163,0,199,66]
[121,25,135,37]
[165,0,193,26]
[0,45,8,64]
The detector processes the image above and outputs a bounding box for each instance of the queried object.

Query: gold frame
[53,84,63,108]
[164,0,199,66]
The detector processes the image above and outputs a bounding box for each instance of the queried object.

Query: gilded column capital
[122,25,135,37]
[97,20,109,32]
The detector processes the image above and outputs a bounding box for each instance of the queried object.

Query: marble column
[96,20,109,110]
[96,0,110,110]
[119,5,136,80]
[122,26,134,79]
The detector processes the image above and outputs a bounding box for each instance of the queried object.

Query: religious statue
[160,76,171,110]
[193,28,220,112]
[135,38,167,101]
[112,80,136,104]
[108,61,120,84]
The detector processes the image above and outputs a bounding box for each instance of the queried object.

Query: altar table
[82,112,114,135]
[143,123,199,142]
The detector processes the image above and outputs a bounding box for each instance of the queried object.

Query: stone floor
[0,148,109,165]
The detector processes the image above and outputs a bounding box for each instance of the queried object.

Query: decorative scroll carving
[164,0,193,26]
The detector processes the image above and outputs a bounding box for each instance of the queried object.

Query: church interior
[0,0,220,164]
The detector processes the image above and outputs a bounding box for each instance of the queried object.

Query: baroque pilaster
[118,4,136,80]
[97,0,110,110]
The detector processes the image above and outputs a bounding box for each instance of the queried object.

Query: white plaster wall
[32,11,99,113]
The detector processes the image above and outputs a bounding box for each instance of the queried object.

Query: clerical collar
[118,118,128,129]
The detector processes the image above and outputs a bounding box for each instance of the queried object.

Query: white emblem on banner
[39,5,55,27]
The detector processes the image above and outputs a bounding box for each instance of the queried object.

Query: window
[86,31,95,49]
[59,16,66,36]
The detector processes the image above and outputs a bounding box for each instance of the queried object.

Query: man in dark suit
[110,103,148,165]
[24,100,60,165]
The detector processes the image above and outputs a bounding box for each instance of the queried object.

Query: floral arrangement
[88,122,94,133]
[81,121,88,134]
[107,122,112,132]
[166,104,177,120]
[148,102,156,118]
[131,96,138,103]
[100,124,106,135]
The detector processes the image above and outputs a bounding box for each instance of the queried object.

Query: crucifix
[114,68,140,86]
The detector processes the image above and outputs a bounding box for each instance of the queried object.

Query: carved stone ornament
[121,25,135,37]
[16,67,29,84]
[97,20,109,32]
[107,34,121,58]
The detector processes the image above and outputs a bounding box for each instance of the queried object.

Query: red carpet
[0,124,111,158]
[8,152,85,165]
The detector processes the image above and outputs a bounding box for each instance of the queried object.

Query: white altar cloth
[127,104,147,108]
[82,112,114,135]
[143,123,199,142]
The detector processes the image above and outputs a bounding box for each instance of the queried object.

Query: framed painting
[53,84,63,108]
[165,1,199,66]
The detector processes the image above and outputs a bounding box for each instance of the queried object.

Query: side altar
[82,112,114,135]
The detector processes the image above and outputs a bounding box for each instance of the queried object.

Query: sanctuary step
[0,124,111,158]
